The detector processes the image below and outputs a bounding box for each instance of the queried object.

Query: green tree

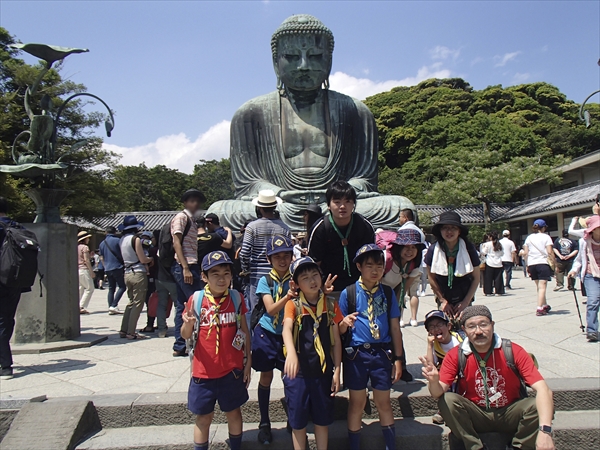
[190,159,235,208]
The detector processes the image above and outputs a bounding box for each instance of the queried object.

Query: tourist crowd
[3,187,600,450]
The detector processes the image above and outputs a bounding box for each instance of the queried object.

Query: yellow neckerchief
[358,277,381,339]
[204,286,229,354]
[433,331,463,362]
[300,291,327,373]
[269,268,291,328]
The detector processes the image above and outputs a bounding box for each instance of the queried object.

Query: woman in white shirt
[523,219,555,316]
[481,231,504,296]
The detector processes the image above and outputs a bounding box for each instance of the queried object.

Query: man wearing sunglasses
[420,305,555,450]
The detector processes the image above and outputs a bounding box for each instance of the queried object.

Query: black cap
[181,189,206,203]
[204,213,220,225]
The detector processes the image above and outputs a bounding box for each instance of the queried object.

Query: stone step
[76,411,600,450]
[52,378,600,428]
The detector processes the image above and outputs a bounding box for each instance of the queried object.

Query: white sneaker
[109,307,124,315]
[410,319,418,327]
[416,290,423,297]
[400,319,405,328]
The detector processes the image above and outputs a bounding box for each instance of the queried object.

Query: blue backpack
[186,289,243,363]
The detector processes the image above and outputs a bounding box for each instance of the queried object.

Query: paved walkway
[2,270,598,401]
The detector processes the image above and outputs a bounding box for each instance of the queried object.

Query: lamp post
[579,90,600,128]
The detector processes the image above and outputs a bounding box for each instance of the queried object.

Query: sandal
[126,333,147,340]
[79,308,90,315]
[119,331,127,338]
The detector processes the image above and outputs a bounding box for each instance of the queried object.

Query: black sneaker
[0,367,13,380]
[258,423,272,444]
[173,349,188,357]
[587,333,599,342]
[400,369,413,382]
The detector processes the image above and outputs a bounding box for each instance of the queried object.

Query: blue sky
[2,1,599,172]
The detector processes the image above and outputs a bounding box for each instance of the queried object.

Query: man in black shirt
[553,230,579,291]
[308,181,375,295]
[196,215,233,267]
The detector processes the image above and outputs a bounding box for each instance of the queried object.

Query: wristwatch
[539,425,553,435]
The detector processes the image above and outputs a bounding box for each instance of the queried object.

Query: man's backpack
[375,230,398,274]
[158,215,191,270]
[0,222,40,289]
[457,339,536,399]
[186,289,244,363]
[283,295,337,358]
[343,283,394,349]
[249,276,275,331]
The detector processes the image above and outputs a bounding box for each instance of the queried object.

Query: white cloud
[329,63,451,99]
[512,72,530,84]
[471,57,484,66]
[430,45,460,61]
[494,51,521,67]
[104,120,230,174]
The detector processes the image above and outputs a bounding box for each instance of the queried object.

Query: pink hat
[584,215,600,240]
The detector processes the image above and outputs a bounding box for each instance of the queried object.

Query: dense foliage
[2,27,598,225]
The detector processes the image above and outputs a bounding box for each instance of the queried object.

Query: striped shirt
[240,217,291,285]
[171,210,198,265]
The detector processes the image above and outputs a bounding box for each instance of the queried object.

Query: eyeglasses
[465,322,492,332]
[427,323,447,332]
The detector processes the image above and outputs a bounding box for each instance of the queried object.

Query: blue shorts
[284,375,334,429]
[188,369,249,416]
[528,264,553,281]
[343,344,393,391]
[251,325,285,372]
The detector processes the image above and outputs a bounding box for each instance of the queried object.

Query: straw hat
[78,231,92,242]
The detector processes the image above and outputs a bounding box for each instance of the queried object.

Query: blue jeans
[583,274,600,335]
[171,262,201,352]
[0,284,21,369]
[105,268,126,308]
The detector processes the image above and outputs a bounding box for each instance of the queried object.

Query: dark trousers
[555,260,575,289]
[171,262,201,352]
[502,261,513,288]
[106,268,126,308]
[484,264,504,295]
[0,284,21,369]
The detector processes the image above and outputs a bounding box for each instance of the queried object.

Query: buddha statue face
[275,34,332,92]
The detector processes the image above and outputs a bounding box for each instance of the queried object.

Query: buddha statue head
[271,14,335,92]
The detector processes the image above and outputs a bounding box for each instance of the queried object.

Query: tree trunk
[482,200,491,231]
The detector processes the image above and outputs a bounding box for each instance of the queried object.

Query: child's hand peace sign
[323,274,338,295]
[182,307,196,324]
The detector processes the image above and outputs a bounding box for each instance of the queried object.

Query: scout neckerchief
[358,277,381,340]
[396,261,411,310]
[204,286,229,355]
[469,335,497,410]
[300,291,327,373]
[442,241,460,289]
[269,268,291,328]
[328,213,354,277]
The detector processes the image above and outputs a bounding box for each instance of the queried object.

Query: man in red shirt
[420,305,555,450]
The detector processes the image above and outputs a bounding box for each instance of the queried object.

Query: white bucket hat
[252,189,283,208]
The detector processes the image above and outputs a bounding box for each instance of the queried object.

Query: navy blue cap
[424,310,450,328]
[353,243,384,263]
[290,256,319,281]
[267,235,294,256]
[201,251,233,272]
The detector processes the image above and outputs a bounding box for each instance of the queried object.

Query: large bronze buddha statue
[207,14,415,230]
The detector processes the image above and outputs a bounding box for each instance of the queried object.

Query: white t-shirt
[481,241,503,268]
[499,237,516,262]
[382,259,421,288]
[524,233,553,266]
[433,334,462,366]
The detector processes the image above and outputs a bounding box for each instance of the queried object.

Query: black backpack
[457,339,533,399]
[158,215,191,271]
[0,222,40,289]
[342,283,394,349]
[249,276,275,331]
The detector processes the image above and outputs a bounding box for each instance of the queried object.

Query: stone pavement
[2,270,598,402]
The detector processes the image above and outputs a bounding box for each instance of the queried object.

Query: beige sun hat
[252,190,283,208]
[78,231,92,242]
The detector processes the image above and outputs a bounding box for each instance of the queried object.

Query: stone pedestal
[13,223,80,344]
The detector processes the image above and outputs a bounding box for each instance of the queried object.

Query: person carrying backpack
[420,305,556,450]
[99,226,126,314]
[0,197,39,380]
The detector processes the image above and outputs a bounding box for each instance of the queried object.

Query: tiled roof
[496,181,600,221]
[66,210,207,232]
[416,204,512,225]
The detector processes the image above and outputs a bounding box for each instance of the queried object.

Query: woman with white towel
[424,211,480,323]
